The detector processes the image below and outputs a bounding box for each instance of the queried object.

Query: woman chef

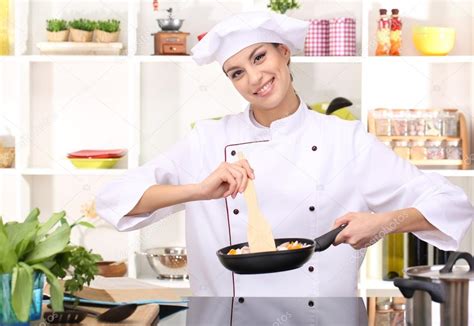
[96,11,474,297]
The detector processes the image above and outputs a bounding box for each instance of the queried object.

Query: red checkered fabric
[329,17,356,56]
[304,19,330,56]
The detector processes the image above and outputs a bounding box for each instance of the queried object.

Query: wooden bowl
[96,261,127,277]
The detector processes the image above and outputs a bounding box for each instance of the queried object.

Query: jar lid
[406,252,474,281]
[393,140,408,146]
[426,139,443,146]
[376,302,392,311]
[442,108,458,113]
[446,139,459,145]
[392,303,406,310]
[411,140,425,147]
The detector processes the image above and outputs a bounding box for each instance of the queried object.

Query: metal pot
[157,7,184,31]
[136,247,188,279]
[394,251,474,326]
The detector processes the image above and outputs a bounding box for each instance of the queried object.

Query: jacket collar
[244,96,308,138]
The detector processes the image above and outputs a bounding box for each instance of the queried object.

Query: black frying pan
[216,224,347,274]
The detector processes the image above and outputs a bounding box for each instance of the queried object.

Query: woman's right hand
[198,160,255,200]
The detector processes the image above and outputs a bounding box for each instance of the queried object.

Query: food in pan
[227,241,310,255]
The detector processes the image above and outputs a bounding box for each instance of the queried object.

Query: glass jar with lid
[426,139,445,160]
[374,108,391,136]
[407,109,425,136]
[391,299,407,326]
[393,139,410,160]
[0,125,15,168]
[424,109,442,136]
[390,109,408,136]
[410,140,427,160]
[441,108,458,137]
[375,298,393,326]
[445,139,462,160]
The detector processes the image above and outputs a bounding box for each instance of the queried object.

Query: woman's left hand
[332,212,391,249]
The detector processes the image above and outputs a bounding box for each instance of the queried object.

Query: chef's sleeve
[352,122,474,251]
[96,126,202,232]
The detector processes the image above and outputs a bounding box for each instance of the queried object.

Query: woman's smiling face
[223,43,292,110]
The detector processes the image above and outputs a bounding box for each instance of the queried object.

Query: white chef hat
[191,11,309,66]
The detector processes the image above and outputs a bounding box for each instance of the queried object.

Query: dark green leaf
[25,223,70,264]
[12,263,34,322]
[32,263,64,312]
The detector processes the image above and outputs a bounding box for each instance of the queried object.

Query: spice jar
[0,125,15,168]
[375,298,393,326]
[441,109,458,137]
[391,300,407,326]
[426,139,445,160]
[445,139,462,160]
[407,109,425,136]
[374,109,391,136]
[391,109,408,136]
[424,110,442,136]
[410,140,427,160]
[393,139,410,160]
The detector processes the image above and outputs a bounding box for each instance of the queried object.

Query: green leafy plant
[267,0,300,14]
[68,18,97,32]
[96,19,120,33]
[46,19,68,32]
[0,209,102,322]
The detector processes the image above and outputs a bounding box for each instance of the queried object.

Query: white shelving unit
[0,0,473,297]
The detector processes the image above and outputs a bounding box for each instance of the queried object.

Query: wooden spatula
[238,152,276,253]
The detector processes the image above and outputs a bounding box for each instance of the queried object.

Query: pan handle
[439,251,474,274]
[393,278,445,303]
[314,224,347,252]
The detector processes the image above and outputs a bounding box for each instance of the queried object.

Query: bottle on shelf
[375,9,390,56]
[407,233,428,267]
[433,247,453,265]
[0,0,9,55]
[382,233,404,280]
[389,9,402,56]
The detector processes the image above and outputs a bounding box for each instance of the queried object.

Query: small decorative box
[304,19,330,56]
[329,17,356,56]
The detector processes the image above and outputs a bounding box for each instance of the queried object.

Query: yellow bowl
[412,26,456,56]
[69,158,120,169]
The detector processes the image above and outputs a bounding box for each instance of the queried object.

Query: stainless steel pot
[394,251,474,326]
[157,7,184,31]
[136,247,188,279]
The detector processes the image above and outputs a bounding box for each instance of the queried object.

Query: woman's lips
[254,77,275,97]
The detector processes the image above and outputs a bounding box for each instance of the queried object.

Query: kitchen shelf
[136,55,364,64]
[36,42,124,56]
[362,279,402,298]
[23,55,129,63]
[0,168,18,176]
[366,56,474,64]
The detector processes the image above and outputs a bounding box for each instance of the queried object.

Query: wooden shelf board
[377,136,461,141]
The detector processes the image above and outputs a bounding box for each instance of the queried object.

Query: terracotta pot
[95,30,119,43]
[70,28,93,42]
[47,30,69,42]
[96,261,127,277]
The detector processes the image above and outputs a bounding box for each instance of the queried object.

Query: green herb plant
[96,19,120,33]
[0,209,101,322]
[267,0,300,14]
[68,18,97,32]
[46,19,68,32]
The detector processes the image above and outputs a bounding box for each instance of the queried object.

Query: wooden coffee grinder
[152,8,190,55]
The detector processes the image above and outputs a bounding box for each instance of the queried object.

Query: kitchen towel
[304,19,330,56]
[329,17,356,56]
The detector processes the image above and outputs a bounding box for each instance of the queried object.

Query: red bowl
[67,149,127,159]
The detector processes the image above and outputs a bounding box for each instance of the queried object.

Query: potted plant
[267,0,300,14]
[0,208,101,324]
[46,19,69,42]
[95,19,120,43]
[69,18,96,42]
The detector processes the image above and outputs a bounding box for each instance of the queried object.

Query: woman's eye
[254,52,266,63]
[232,70,243,79]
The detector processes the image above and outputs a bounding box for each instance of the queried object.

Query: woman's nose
[247,67,263,86]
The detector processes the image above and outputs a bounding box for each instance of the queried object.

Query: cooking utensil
[157,8,184,31]
[136,247,188,279]
[394,251,474,326]
[68,157,121,169]
[237,152,276,253]
[326,97,353,115]
[43,310,87,324]
[216,224,347,274]
[47,303,137,323]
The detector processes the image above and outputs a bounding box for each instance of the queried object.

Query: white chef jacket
[96,98,474,297]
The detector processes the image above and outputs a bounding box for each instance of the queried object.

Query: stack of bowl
[67,149,127,169]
